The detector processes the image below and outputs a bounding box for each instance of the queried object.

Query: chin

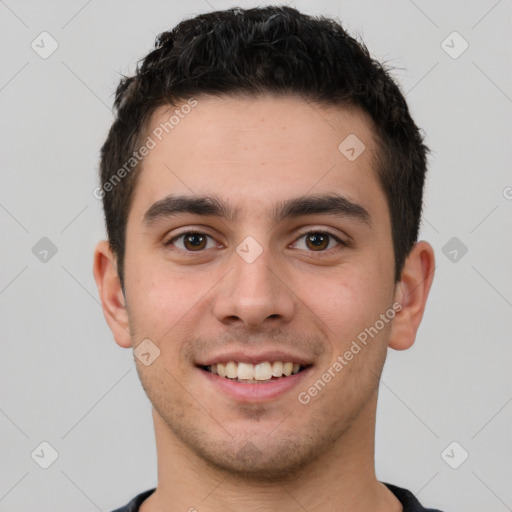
[194,439,318,483]
[168,417,340,484]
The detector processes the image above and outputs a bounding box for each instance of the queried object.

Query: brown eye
[167,232,215,251]
[305,232,330,251]
[183,233,207,250]
[293,231,343,252]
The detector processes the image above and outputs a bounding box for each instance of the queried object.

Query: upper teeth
[209,361,301,380]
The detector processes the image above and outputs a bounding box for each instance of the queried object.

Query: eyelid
[294,227,346,240]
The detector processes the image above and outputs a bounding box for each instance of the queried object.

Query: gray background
[1,0,511,510]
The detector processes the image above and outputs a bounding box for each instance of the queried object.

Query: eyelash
[165,230,346,254]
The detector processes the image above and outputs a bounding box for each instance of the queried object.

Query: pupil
[186,234,205,249]
[308,233,327,250]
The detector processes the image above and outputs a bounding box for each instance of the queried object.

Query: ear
[388,241,435,351]
[93,240,132,348]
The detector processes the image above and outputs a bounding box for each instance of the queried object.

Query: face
[121,95,398,479]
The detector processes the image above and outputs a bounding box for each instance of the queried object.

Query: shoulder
[109,488,156,512]
[384,482,445,512]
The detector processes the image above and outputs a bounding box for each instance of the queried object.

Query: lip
[196,349,312,366]
[198,365,312,403]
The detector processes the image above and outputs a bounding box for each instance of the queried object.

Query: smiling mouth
[200,361,311,384]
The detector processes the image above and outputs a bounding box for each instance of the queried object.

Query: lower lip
[198,366,312,403]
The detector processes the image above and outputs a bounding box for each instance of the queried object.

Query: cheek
[124,254,206,342]
[300,265,391,341]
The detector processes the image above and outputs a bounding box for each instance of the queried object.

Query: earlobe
[92,240,132,348]
[388,241,435,351]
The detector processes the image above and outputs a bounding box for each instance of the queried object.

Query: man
[93,6,441,511]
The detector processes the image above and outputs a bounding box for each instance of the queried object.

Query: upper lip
[196,349,313,366]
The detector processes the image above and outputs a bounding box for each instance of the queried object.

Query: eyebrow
[142,193,372,227]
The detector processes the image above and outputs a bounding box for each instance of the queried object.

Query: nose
[212,243,296,330]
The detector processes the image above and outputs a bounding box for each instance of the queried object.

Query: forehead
[129,94,385,224]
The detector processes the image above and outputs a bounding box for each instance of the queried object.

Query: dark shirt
[110,483,444,511]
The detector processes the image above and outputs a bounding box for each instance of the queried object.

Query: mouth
[200,361,311,383]
[197,360,313,402]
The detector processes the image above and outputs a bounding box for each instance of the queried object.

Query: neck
[140,399,402,512]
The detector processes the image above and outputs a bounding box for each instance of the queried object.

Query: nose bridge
[213,235,295,328]
[235,241,275,295]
